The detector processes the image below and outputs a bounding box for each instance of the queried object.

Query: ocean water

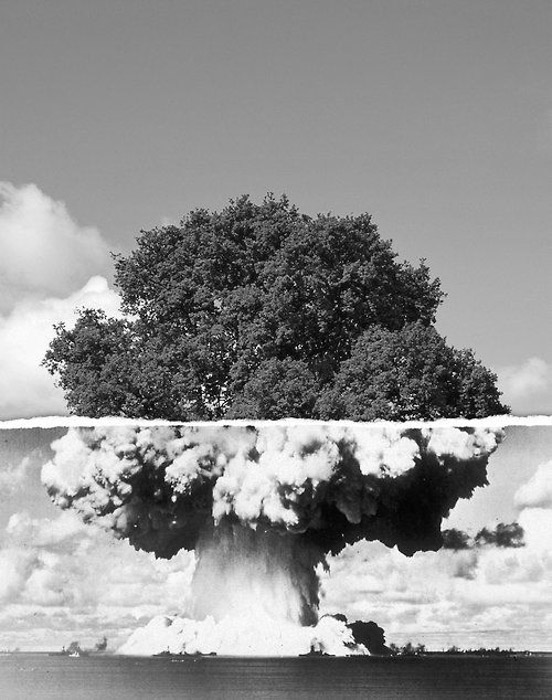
[0,655,551,700]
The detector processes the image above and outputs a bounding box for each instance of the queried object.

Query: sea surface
[0,654,551,700]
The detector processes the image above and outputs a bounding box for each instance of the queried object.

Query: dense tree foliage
[43,194,508,419]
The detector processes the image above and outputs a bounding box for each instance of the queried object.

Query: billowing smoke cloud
[41,424,501,656]
[319,453,552,653]
[441,522,525,551]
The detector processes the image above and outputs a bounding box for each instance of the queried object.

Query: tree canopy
[43,194,508,420]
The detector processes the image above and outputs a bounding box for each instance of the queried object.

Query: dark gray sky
[1,0,551,414]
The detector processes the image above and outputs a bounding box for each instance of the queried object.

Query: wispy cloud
[0,456,30,495]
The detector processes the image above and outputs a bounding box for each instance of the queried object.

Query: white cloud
[515,461,552,511]
[0,456,30,495]
[0,181,122,420]
[320,534,552,651]
[497,357,552,415]
[0,548,38,604]
[0,182,112,314]
[0,509,196,648]
[320,462,552,652]
[5,510,88,550]
[0,276,121,419]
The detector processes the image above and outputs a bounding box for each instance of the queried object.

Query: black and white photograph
[0,1,551,698]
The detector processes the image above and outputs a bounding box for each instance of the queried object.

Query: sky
[0,0,551,417]
[0,423,551,652]
[0,0,552,655]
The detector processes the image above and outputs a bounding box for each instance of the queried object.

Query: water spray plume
[42,423,501,656]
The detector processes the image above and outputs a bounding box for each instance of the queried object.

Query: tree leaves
[316,323,507,420]
[43,194,508,420]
